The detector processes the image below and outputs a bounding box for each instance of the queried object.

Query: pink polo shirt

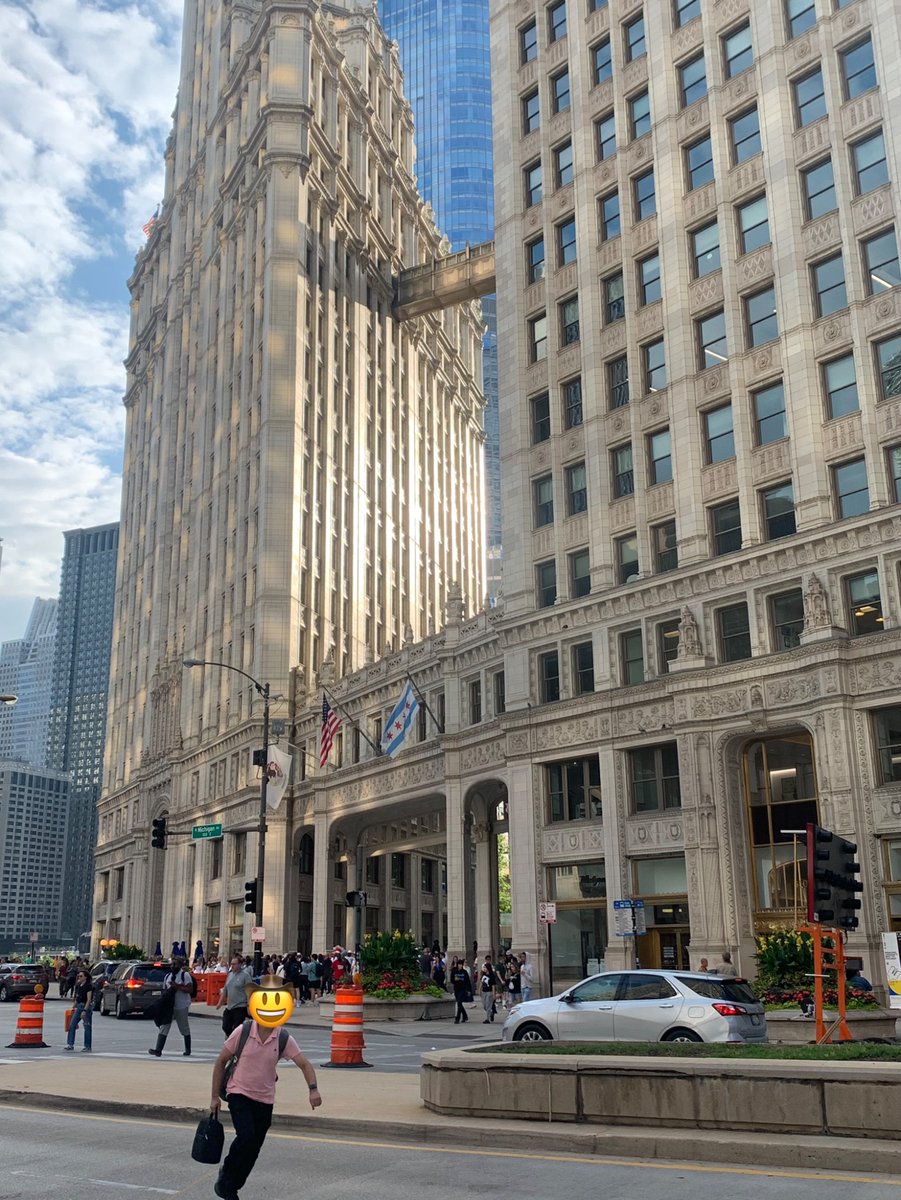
[223,1022,301,1104]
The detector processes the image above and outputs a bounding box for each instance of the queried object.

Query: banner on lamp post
[265,745,292,809]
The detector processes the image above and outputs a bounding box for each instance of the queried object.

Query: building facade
[48,524,119,943]
[0,598,57,767]
[0,764,69,954]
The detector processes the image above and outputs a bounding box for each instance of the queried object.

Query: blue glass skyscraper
[377,0,501,588]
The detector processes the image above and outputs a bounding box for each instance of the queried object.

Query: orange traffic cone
[321,982,371,1067]
[7,987,49,1048]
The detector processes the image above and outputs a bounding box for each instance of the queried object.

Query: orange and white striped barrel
[323,982,371,1067]
[7,988,48,1048]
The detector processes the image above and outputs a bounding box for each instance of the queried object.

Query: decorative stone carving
[803,573,830,634]
[678,606,702,658]
[445,581,465,625]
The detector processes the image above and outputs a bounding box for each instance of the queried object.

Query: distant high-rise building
[0,598,57,766]
[48,524,119,942]
[0,764,69,954]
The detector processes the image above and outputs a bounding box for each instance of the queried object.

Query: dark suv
[0,963,51,1002]
[100,961,171,1018]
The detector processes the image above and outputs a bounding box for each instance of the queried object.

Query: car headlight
[507,1005,520,1018]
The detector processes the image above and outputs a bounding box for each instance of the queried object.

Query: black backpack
[189,972,198,998]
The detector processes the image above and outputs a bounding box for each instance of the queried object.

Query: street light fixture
[183,658,270,975]
[0,695,17,704]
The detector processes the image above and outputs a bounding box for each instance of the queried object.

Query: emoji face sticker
[248,975,294,1027]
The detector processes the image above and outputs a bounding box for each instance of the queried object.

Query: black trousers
[222,1093,273,1191]
[454,998,468,1021]
[222,1006,248,1037]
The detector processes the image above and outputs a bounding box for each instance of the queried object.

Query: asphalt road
[1,1105,899,1200]
[0,998,465,1073]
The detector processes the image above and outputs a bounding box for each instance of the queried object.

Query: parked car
[501,970,767,1045]
[0,963,52,1002]
[90,960,128,1012]
[100,961,171,1018]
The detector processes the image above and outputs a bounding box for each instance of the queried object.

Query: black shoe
[183,1035,191,1057]
[213,1177,239,1200]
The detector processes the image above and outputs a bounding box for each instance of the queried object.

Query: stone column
[507,761,541,977]
[473,824,496,957]
[409,852,422,943]
[444,779,468,960]
[599,744,631,972]
[311,809,333,954]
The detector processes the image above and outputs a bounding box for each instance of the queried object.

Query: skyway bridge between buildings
[393,240,496,320]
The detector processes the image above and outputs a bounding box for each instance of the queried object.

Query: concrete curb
[3,1087,901,1176]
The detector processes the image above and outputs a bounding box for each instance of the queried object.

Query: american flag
[142,216,157,237]
[320,693,341,768]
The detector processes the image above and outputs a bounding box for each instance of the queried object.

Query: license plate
[151,990,161,996]
[751,1014,761,1025]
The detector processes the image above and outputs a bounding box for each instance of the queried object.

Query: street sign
[251,926,266,942]
[192,823,223,839]
[539,901,557,924]
[29,932,39,943]
[613,899,635,937]
[633,899,647,935]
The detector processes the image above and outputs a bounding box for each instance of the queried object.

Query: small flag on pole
[381,680,419,757]
[142,216,156,237]
[320,694,341,768]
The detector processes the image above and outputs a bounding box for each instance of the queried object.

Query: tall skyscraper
[0,598,57,766]
[0,764,69,954]
[48,523,119,942]
[95,0,486,955]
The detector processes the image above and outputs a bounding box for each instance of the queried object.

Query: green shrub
[107,942,145,961]
[754,926,813,990]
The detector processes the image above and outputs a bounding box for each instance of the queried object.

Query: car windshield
[20,966,44,975]
[677,976,758,1004]
[133,966,169,984]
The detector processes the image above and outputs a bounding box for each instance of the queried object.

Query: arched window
[298,833,314,875]
[742,733,819,918]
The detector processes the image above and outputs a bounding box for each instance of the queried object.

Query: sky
[0,0,184,642]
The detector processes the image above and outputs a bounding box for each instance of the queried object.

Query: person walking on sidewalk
[65,969,93,1053]
[209,989,322,1199]
[479,958,496,1023]
[450,958,469,1023]
[518,952,534,1002]
[217,955,255,1037]
[149,956,193,1057]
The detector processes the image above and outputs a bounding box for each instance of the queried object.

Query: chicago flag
[381,681,419,757]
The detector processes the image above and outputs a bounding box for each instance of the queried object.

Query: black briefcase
[191,1112,224,1164]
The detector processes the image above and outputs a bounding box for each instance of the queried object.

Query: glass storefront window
[551,862,606,900]
[549,906,607,986]
[635,856,687,895]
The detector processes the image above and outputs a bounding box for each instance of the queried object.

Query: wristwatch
[308,1081,319,1090]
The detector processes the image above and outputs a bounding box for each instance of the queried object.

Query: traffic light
[806,822,863,929]
[244,879,258,914]
[345,890,368,908]
[150,816,167,850]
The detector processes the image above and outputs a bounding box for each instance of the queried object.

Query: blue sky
[0,0,183,641]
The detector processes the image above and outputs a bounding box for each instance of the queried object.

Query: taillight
[124,980,143,989]
[11,974,24,982]
[712,1002,748,1017]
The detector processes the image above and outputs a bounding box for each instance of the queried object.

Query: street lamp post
[184,659,270,975]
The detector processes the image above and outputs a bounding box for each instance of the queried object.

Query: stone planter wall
[319,994,455,1022]
[767,1009,897,1044]
[421,1047,901,1138]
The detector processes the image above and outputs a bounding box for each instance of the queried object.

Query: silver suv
[501,970,767,1044]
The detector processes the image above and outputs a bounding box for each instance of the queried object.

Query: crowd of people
[416,946,535,1024]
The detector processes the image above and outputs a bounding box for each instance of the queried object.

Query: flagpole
[406,673,444,734]
[322,686,383,757]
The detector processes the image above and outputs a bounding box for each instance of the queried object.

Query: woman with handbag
[65,969,93,1052]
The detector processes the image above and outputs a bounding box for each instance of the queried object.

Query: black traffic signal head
[345,890,368,908]
[150,816,167,850]
[244,879,258,913]
[806,823,862,929]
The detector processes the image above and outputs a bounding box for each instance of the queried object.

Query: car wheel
[513,1022,552,1043]
[0,984,7,1002]
[662,1028,702,1043]
[115,997,127,1020]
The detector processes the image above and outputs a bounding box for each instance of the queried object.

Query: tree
[497,833,511,915]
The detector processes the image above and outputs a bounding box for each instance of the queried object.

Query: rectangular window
[630,90,651,139]
[718,602,752,661]
[624,13,646,60]
[888,445,901,503]
[877,335,901,400]
[572,641,595,694]
[648,428,672,483]
[802,158,836,220]
[846,569,882,635]
[658,619,681,667]
[522,89,540,135]
[520,20,538,63]
[560,295,580,344]
[552,68,571,113]
[685,134,714,190]
[620,628,644,684]
[209,837,222,880]
[770,588,804,650]
[232,832,246,877]
[563,377,583,428]
[549,0,568,42]
[494,671,506,716]
[566,461,588,515]
[745,285,778,347]
[793,67,826,128]
[697,309,728,369]
[754,381,787,444]
[534,474,555,526]
[555,139,574,187]
[874,709,901,785]
[812,253,847,316]
[863,229,901,295]
[529,312,548,361]
[570,548,591,597]
[557,218,577,267]
[527,235,545,283]
[589,0,609,9]
[469,679,482,725]
[605,272,625,323]
[633,169,656,221]
[853,131,889,196]
[524,160,543,207]
[729,106,761,164]
[762,482,797,539]
[692,220,720,277]
[680,53,707,107]
[705,403,734,463]
[421,859,434,893]
[391,853,406,889]
[608,355,630,408]
[711,498,742,555]
[596,111,617,160]
[630,744,681,813]
[643,339,667,393]
[532,392,551,442]
[592,36,612,84]
[723,22,753,78]
[638,252,661,305]
[833,457,869,518]
[536,560,557,607]
[675,0,701,27]
[612,443,634,497]
[547,757,602,822]
[539,650,561,702]
[599,190,620,240]
[616,533,639,584]
[825,350,859,417]
[840,36,876,100]
[737,195,769,253]
[785,0,816,38]
[653,520,678,572]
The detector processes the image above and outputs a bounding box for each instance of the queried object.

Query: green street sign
[192,823,223,840]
